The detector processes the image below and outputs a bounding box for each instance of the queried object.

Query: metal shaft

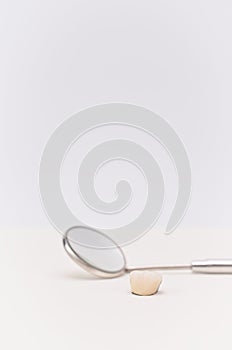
[126,264,191,272]
[127,259,232,274]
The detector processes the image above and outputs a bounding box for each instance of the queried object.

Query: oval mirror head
[63,226,126,278]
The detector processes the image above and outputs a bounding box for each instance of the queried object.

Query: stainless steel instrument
[63,226,232,278]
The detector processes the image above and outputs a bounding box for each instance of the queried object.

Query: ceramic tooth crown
[129,270,162,296]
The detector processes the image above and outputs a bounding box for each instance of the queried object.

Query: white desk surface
[1,229,232,350]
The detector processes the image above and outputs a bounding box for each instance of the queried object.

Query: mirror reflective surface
[65,226,126,273]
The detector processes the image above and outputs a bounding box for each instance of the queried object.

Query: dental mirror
[63,226,127,278]
[63,226,232,278]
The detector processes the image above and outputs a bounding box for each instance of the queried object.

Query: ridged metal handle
[192,260,232,274]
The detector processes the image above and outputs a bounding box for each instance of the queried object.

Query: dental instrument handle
[127,260,232,274]
[191,259,232,274]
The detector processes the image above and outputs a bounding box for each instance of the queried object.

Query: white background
[1,1,232,349]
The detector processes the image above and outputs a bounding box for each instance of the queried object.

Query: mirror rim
[63,226,127,278]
